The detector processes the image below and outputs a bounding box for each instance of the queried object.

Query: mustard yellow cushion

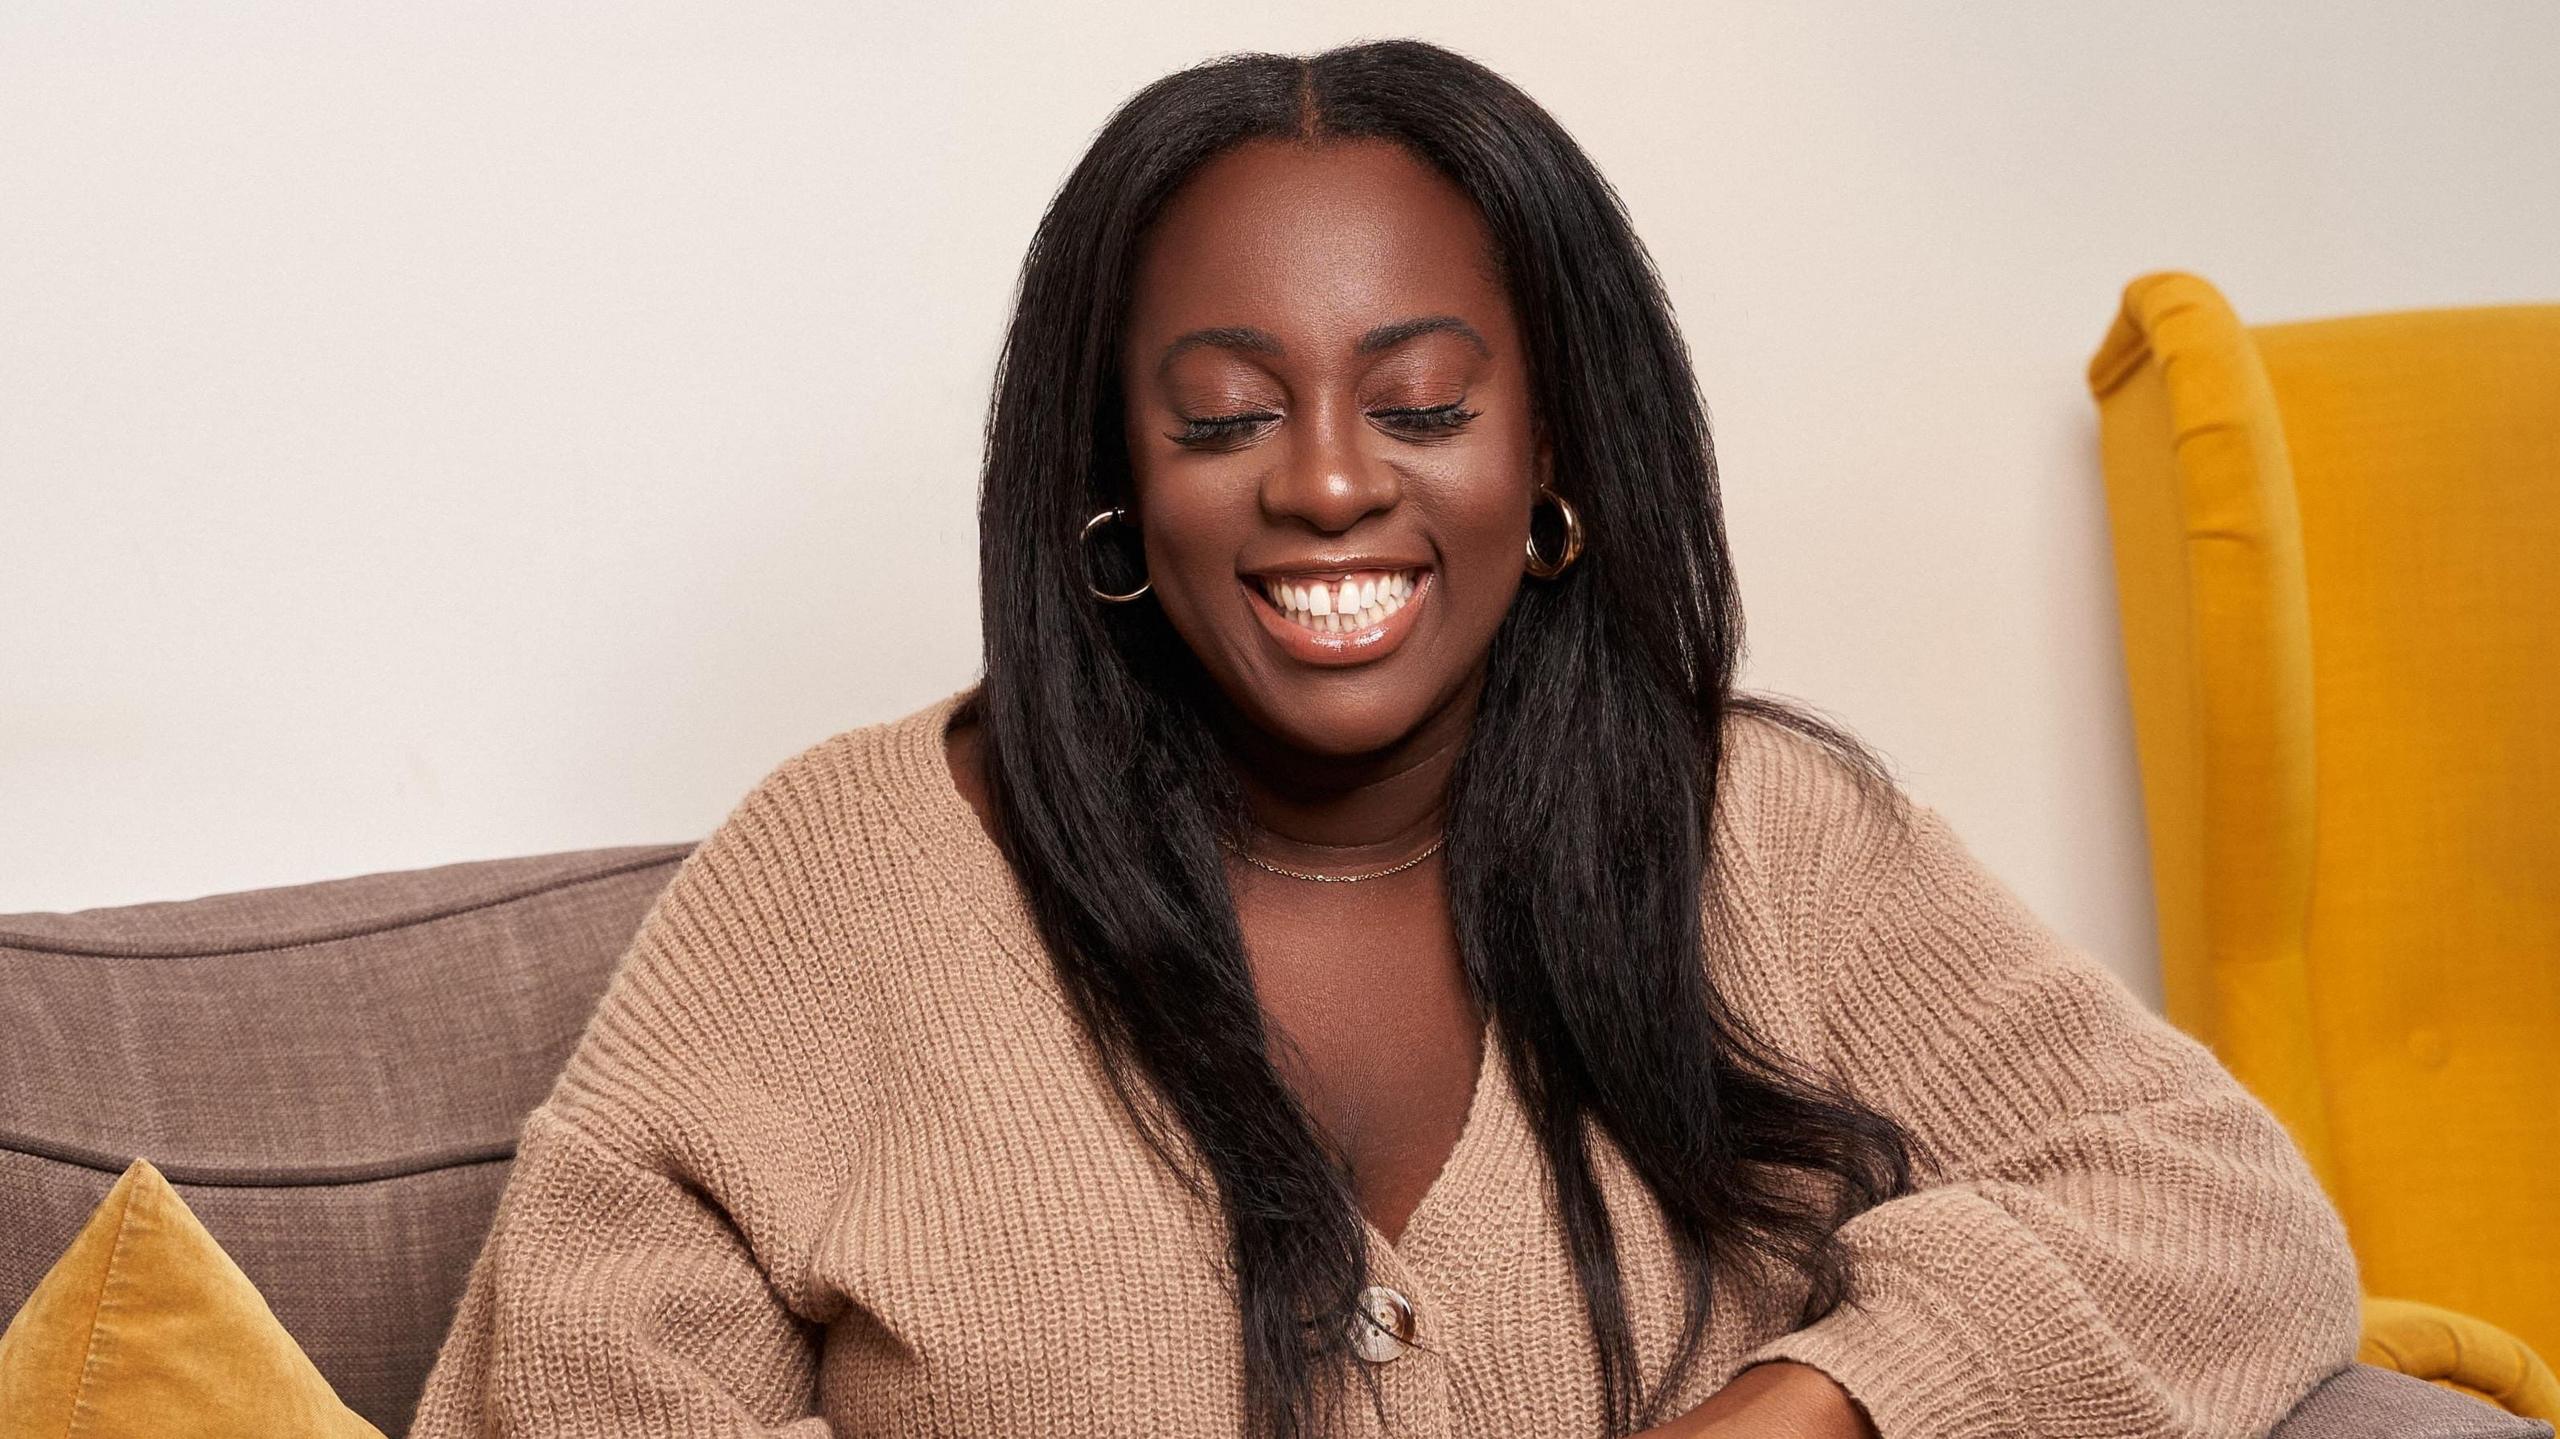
[0,1158,383,1439]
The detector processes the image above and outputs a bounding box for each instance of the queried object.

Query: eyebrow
[1357,314,1491,358]
[1155,314,1492,376]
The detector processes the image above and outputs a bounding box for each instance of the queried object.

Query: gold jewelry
[1222,832,1446,884]
[1081,506,1151,603]
[1524,484,1584,579]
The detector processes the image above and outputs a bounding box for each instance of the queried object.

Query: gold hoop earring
[1080,506,1151,602]
[1524,484,1584,579]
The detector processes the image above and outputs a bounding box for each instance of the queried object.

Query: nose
[1258,399,1400,534]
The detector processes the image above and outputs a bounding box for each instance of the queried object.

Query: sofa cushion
[0,845,689,1436]
[2274,1362,2555,1438]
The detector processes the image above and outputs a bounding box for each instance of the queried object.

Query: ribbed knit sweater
[407,686,2361,1438]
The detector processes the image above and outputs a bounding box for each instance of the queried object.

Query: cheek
[1429,465,1542,645]
[1132,472,1250,590]
[1128,468,1262,669]
[1414,443,1537,584]
[1438,492,1532,622]
[1445,479,1530,552]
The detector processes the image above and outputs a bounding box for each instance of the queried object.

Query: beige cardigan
[408,687,2360,1437]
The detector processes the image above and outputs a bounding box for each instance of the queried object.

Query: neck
[1211,670,1481,871]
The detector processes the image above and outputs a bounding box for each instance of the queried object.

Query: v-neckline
[1359,1005,1502,1256]
[878,684,1508,1272]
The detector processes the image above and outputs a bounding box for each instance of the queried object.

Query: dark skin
[947,137,1873,1439]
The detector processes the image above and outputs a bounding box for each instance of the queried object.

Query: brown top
[408,686,2360,1437]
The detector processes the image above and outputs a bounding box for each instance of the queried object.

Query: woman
[410,38,2359,1439]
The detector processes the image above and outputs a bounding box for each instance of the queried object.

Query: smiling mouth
[1253,568,1423,635]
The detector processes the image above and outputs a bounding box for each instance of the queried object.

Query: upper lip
[1239,555,1432,580]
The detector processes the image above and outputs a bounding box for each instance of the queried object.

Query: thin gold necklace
[1221,832,1446,884]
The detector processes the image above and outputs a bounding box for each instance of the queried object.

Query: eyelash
[1169,402,1480,448]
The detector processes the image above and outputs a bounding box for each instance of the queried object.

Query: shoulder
[663,685,982,913]
[1716,707,2128,1061]
[720,685,973,846]
[1710,703,1926,941]
[543,685,987,1150]
[1689,704,1933,1057]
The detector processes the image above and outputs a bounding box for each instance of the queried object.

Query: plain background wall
[5,2,2556,1006]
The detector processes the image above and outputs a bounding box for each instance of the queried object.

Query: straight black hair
[964,37,1917,1438]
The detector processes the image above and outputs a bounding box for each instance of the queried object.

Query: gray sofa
[1,848,2547,1438]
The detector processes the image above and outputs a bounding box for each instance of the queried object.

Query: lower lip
[1243,573,1432,668]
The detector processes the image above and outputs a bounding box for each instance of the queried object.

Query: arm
[1731,801,2360,1438]
[407,1105,832,1438]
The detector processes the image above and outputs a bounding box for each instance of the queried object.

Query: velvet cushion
[0,1159,382,1437]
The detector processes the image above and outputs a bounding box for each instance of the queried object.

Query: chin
[1237,672,1440,759]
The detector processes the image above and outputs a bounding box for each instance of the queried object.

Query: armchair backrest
[2087,271,2560,1361]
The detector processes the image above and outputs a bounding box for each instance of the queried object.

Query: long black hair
[964,37,1916,1438]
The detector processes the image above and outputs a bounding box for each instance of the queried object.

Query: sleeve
[1742,801,2362,1438]
[406,1104,833,1438]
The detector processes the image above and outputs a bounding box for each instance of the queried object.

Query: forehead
[1125,138,1509,346]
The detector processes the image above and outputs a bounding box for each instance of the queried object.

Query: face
[1118,138,1552,759]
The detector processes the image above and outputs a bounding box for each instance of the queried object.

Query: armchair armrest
[2360,1296,2560,1422]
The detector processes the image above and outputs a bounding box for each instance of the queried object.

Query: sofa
[2,845,2548,1437]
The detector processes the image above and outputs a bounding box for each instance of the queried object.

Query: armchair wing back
[2086,271,2560,1416]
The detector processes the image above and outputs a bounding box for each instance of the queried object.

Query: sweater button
[1352,1284,1416,1363]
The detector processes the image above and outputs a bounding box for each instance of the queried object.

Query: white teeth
[1260,568,1423,635]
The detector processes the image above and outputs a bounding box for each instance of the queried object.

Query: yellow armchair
[2085,272,2560,1420]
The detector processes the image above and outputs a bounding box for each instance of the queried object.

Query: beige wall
[5,3,2555,1005]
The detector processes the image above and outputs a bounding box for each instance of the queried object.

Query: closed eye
[1373,402,1479,437]
[1169,412,1277,448]
[1166,402,1480,450]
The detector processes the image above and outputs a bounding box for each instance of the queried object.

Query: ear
[1535,434,1555,494]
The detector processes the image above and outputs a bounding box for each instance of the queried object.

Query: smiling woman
[1121,139,1542,725]
[407,36,2362,1439]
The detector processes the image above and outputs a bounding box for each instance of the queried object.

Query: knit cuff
[1738,1184,2131,1438]
[1741,1260,2024,1439]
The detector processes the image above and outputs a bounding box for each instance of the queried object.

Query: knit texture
[407,686,2361,1437]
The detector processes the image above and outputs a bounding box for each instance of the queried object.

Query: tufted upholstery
[2088,271,2560,1417]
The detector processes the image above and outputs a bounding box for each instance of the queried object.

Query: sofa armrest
[2273,1363,2555,1439]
